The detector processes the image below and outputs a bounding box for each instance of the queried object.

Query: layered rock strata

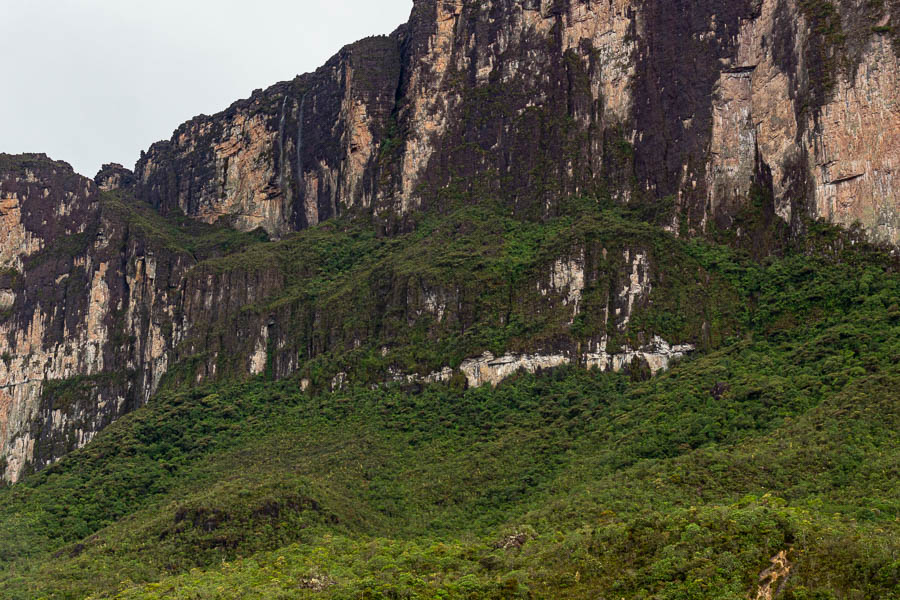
[4,0,899,482]
[0,156,696,481]
[0,155,191,482]
[131,0,899,243]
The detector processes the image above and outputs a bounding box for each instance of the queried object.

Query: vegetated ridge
[0,0,899,598]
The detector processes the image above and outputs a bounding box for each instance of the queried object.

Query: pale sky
[1,0,413,177]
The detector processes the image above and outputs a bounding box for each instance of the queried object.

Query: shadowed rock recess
[1,0,898,483]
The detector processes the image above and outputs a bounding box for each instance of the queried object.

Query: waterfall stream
[277,96,288,190]
[296,93,308,200]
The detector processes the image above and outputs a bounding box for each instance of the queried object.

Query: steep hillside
[2,0,900,481]
[2,157,751,483]
[0,155,268,482]
[0,217,897,598]
[1,0,899,597]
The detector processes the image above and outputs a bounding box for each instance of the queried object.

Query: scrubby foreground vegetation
[0,205,898,599]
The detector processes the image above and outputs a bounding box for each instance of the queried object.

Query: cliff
[133,0,899,243]
[0,154,737,482]
[0,155,189,481]
[2,0,899,482]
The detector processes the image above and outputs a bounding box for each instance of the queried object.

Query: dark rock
[95,163,136,191]
[711,381,731,400]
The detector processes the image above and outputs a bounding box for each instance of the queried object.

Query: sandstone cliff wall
[0,156,195,481]
[133,36,403,238]
[131,0,899,243]
[1,155,712,481]
[3,0,898,482]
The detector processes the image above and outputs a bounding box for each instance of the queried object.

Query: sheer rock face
[722,0,900,241]
[810,35,900,243]
[3,0,899,482]
[132,0,900,243]
[0,156,295,482]
[0,155,192,482]
[0,155,680,481]
[134,36,403,238]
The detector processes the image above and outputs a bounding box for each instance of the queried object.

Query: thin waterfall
[277,96,288,190]
[296,93,308,200]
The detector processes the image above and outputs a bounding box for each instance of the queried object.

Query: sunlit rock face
[719,0,900,243]
[808,36,900,244]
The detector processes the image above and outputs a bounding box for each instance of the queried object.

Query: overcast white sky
[1,0,413,177]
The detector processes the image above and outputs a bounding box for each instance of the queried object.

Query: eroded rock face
[392,245,694,388]
[753,550,792,600]
[4,0,898,481]
[453,340,694,388]
[722,0,900,242]
[0,155,702,482]
[135,36,402,238]
[460,352,571,388]
[0,155,192,482]
[454,335,694,389]
[449,336,694,389]
[810,35,900,243]
[584,336,695,375]
[130,0,899,243]
[544,252,586,320]
[95,163,136,192]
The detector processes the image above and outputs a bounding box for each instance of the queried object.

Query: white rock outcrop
[460,352,571,388]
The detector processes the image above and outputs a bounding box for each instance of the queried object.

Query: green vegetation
[99,191,269,261]
[0,199,898,598]
[166,199,754,390]
[797,0,847,107]
[0,153,72,173]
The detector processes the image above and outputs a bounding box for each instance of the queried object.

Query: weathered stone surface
[95,163,136,192]
[584,336,695,375]
[725,0,900,242]
[0,155,192,482]
[135,35,403,238]
[0,153,702,481]
[4,0,899,482]
[454,334,694,388]
[810,35,900,243]
[753,549,792,600]
[128,0,899,243]
[460,352,570,388]
[544,252,586,320]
